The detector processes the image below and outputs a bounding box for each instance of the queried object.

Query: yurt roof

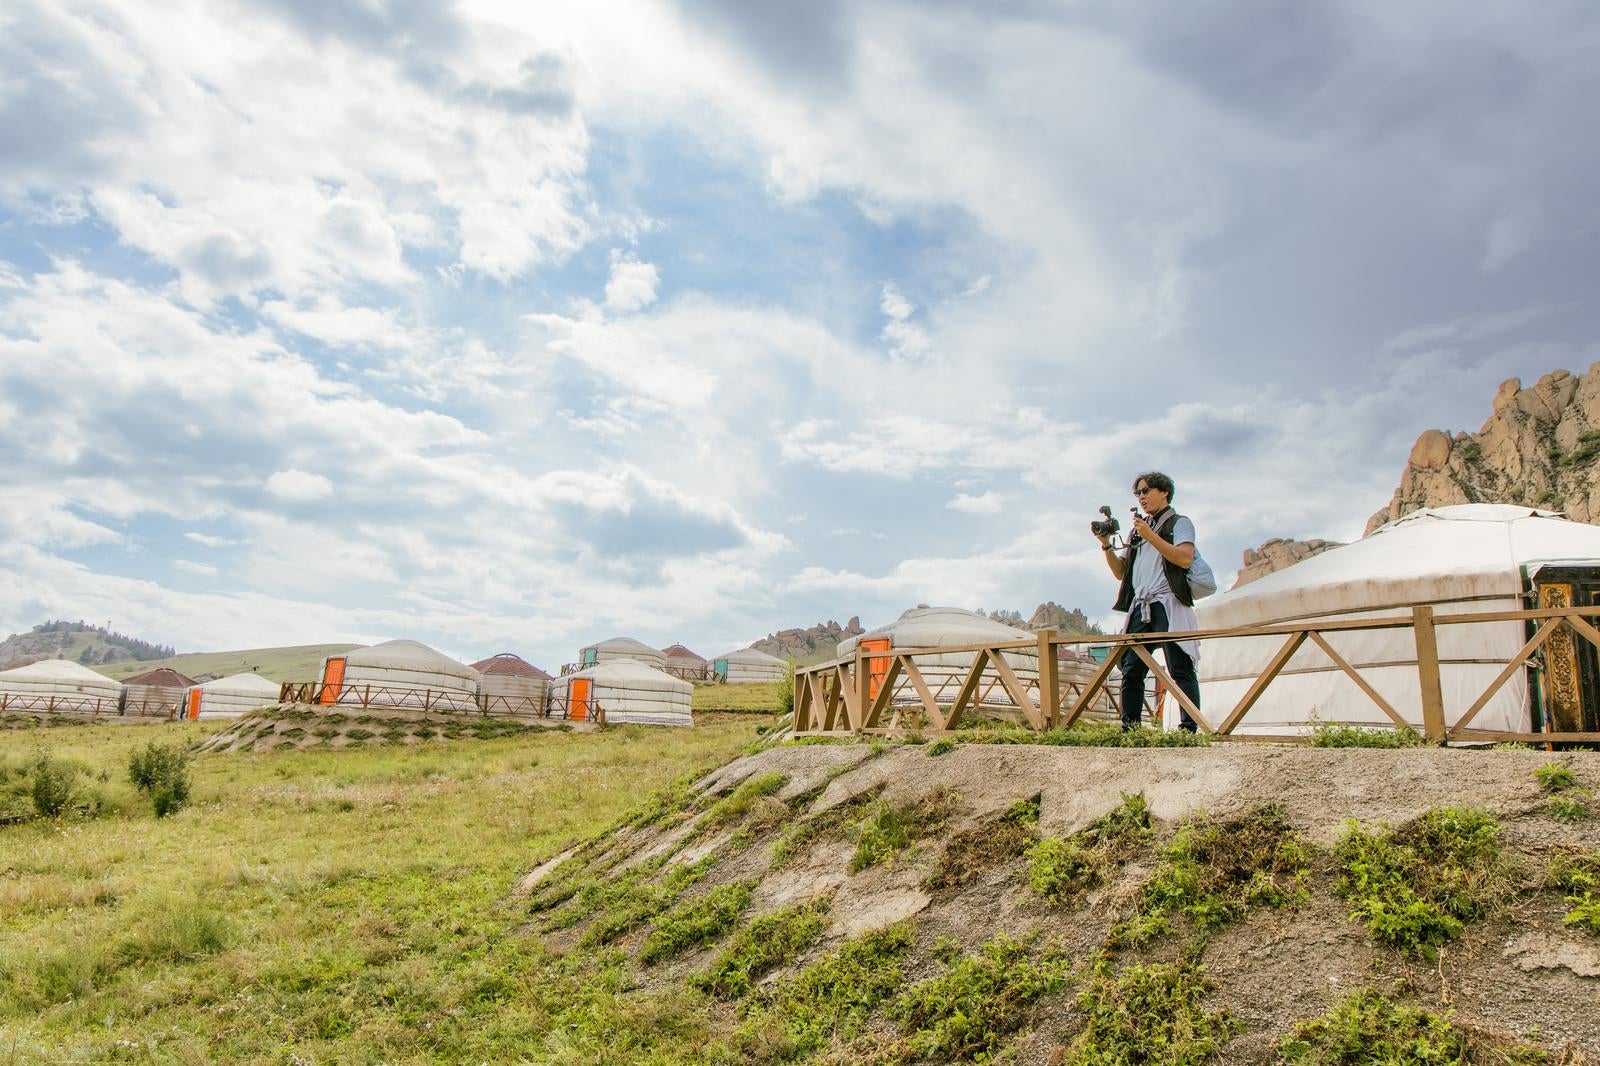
[199,672,281,694]
[838,606,1033,655]
[716,647,787,665]
[585,636,661,656]
[470,653,552,680]
[662,644,706,662]
[123,667,198,688]
[561,658,692,692]
[343,639,478,677]
[0,659,124,685]
[1199,504,1600,628]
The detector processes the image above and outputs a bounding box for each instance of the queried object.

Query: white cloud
[174,559,218,576]
[183,532,237,548]
[265,470,334,503]
[947,492,1003,514]
[604,252,660,312]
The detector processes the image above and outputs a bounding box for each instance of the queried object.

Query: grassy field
[92,644,363,683]
[691,680,787,713]
[0,715,764,1062]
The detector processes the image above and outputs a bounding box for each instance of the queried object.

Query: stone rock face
[750,617,865,661]
[1232,538,1344,590]
[1365,367,1600,534]
[1027,601,1101,635]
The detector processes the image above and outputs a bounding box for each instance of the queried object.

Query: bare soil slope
[522,742,1600,1062]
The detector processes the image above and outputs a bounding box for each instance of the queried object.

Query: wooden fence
[792,604,1600,745]
[277,681,593,722]
[0,692,124,716]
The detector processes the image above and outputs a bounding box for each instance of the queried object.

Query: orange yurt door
[862,637,891,699]
[318,657,347,705]
[569,678,591,721]
[187,689,203,720]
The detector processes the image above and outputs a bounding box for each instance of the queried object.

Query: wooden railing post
[1038,629,1059,729]
[855,647,871,733]
[1413,605,1446,742]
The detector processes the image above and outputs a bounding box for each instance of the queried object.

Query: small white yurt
[182,672,281,720]
[1197,505,1600,738]
[578,637,666,670]
[837,607,1041,710]
[0,659,125,716]
[122,667,198,718]
[548,659,693,726]
[471,653,551,717]
[661,644,709,681]
[713,647,788,683]
[315,640,480,712]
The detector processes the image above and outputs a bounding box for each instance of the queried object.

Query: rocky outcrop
[1232,538,1343,590]
[1027,601,1101,635]
[751,618,865,661]
[1366,367,1600,534]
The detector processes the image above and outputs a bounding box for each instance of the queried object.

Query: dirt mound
[519,742,1600,1061]
[196,703,589,753]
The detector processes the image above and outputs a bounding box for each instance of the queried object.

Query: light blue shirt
[1126,512,1201,667]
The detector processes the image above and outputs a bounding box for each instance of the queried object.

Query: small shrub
[850,787,959,872]
[640,880,753,965]
[1116,805,1308,945]
[1534,762,1577,792]
[127,742,192,818]
[926,738,956,756]
[778,659,795,718]
[1550,850,1600,935]
[30,757,78,818]
[1309,718,1426,748]
[692,896,830,1000]
[1334,807,1507,956]
[1062,959,1238,1065]
[577,857,715,947]
[889,934,1073,1062]
[1549,794,1589,824]
[1279,987,1555,1064]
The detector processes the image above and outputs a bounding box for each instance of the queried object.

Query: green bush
[1309,718,1426,748]
[889,935,1072,1063]
[778,660,795,718]
[1278,987,1553,1063]
[1063,959,1238,1065]
[1534,762,1577,792]
[30,756,78,818]
[1334,807,1506,956]
[640,881,753,965]
[127,741,192,817]
[693,896,830,1000]
[1551,850,1600,935]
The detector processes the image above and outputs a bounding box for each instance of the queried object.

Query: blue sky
[2,0,1597,671]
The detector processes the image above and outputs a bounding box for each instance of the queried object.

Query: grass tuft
[1534,761,1577,792]
[849,787,959,872]
[1279,987,1556,1064]
[1549,794,1589,824]
[692,896,831,1000]
[1333,807,1507,956]
[1308,718,1427,748]
[1061,958,1238,1065]
[955,722,1209,748]
[639,880,754,965]
[1550,849,1600,935]
[925,794,1041,891]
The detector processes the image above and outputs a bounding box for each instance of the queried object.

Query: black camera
[1089,505,1120,539]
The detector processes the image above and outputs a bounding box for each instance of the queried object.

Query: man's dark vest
[1114,508,1193,612]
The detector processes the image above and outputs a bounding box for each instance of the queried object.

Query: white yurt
[0,659,125,716]
[471,653,551,717]
[1196,505,1600,738]
[548,659,693,726]
[713,647,788,684]
[183,672,281,719]
[578,637,666,670]
[661,644,709,681]
[122,667,198,718]
[315,640,480,712]
[837,607,1041,710]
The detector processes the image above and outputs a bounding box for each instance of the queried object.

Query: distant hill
[92,644,362,684]
[0,620,175,670]
[750,618,866,663]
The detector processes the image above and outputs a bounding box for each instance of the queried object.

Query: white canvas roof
[586,636,663,655]
[838,607,1033,655]
[341,640,477,682]
[716,648,787,666]
[1196,505,1600,736]
[0,658,124,688]
[199,672,281,696]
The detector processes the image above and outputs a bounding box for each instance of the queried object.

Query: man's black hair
[1132,470,1176,502]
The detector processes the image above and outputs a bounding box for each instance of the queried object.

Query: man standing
[1092,471,1201,732]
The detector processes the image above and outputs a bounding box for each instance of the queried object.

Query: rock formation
[1232,538,1343,590]
[1366,367,1600,534]
[750,617,864,661]
[1027,601,1101,635]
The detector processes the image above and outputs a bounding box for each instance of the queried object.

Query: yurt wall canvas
[716,648,787,683]
[123,667,198,718]
[549,660,692,726]
[318,640,480,712]
[1195,505,1600,737]
[0,659,126,716]
[187,672,281,719]
[471,654,551,717]
[837,607,1041,710]
[661,644,709,681]
[580,637,666,670]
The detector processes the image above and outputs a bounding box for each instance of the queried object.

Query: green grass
[693,681,788,713]
[954,722,1210,747]
[0,715,764,1062]
[1549,794,1589,823]
[1308,718,1427,748]
[92,642,362,682]
[1280,988,1555,1064]
[1029,792,1153,906]
[640,880,755,965]
[1550,850,1600,934]
[849,787,959,872]
[692,896,832,1000]
[1114,805,1310,945]
[1334,807,1508,956]
[1534,761,1577,791]
[1063,959,1239,1065]
[925,794,1040,891]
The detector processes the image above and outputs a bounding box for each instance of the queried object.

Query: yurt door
[862,638,892,699]
[319,657,347,706]
[570,679,591,721]
[187,689,203,720]
[713,658,728,681]
[1530,566,1600,732]
[581,648,598,668]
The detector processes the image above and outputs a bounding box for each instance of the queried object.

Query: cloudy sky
[3,0,1597,669]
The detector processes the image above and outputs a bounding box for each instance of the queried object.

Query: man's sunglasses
[1134,486,1158,495]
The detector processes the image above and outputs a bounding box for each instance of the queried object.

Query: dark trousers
[1120,601,1199,732]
